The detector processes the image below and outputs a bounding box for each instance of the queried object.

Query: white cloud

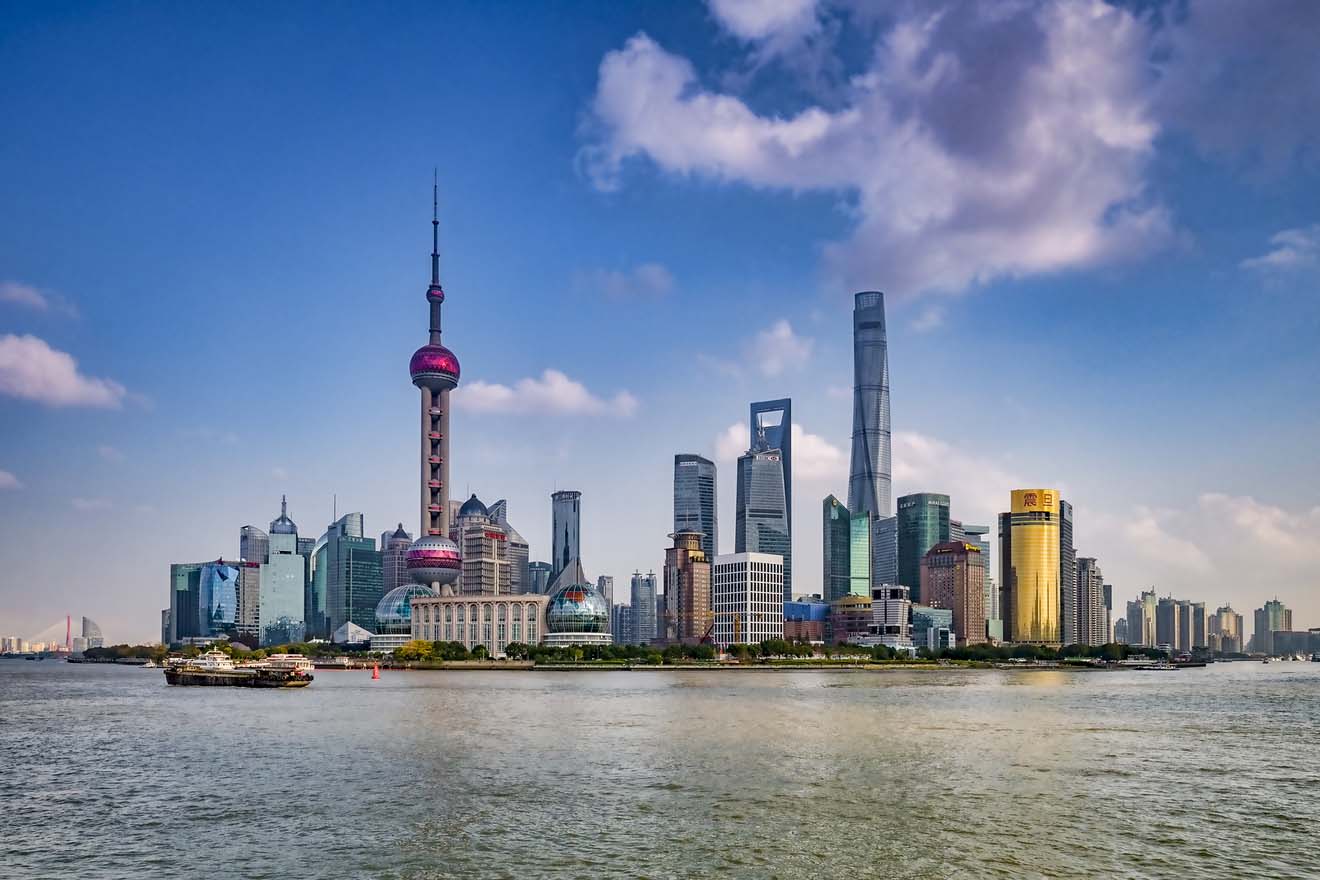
[1241,224,1320,274]
[826,384,850,400]
[584,2,1169,296]
[1116,506,1214,575]
[0,334,127,408]
[748,319,812,377]
[0,469,21,490]
[97,445,125,463]
[0,281,78,317]
[455,369,638,417]
[910,305,946,333]
[1199,493,1320,562]
[712,420,843,481]
[271,466,289,481]
[892,430,1023,524]
[581,262,675,299]
[72,497,112,512]
[709,0,820,50]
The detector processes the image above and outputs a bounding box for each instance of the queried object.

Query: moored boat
[164,650,312,688]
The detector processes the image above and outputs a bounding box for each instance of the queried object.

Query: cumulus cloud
[0,469,22,490]
[1241,224,1320,274]
[0,281,78,317]
[910,305,946,333]
[713,420,843,481]
[583,2,1169,296]
[748,319,812,377]
[1155,0,1320,173]
[72,497,113,512]
[0,334,127,408]
[455,369,638,417]
[893,430,1024,524]
[581,262,674,299]
[1199,493,1320,562]
[1116,505,1214,575]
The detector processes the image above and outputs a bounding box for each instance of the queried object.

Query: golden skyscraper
[1006,489,1061,644]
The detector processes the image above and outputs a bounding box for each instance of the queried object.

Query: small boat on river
[164,650,313,688]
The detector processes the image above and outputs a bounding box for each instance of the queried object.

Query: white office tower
[712,552,783,647]
[869,584,913,650]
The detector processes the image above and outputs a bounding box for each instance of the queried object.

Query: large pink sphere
[407,535,461,587]
[410,344,460,391]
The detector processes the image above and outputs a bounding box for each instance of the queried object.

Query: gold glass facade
[1008,489,1061,644]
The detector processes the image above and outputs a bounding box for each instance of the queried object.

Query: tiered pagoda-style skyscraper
[405,184,463,594]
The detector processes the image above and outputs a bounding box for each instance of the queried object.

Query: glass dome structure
[374,584,438,635]
[545,583,609,634]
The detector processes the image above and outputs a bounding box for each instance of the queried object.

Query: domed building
[543,582,611,647]
[372,583,438,652]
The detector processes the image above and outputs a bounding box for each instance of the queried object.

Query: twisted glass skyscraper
[848,291,892,519]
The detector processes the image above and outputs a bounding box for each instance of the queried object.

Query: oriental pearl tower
[405,183,462,595]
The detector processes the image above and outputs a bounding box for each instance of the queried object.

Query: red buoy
[371,663,380,680]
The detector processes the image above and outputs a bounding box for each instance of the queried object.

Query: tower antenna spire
[431,168,440,287]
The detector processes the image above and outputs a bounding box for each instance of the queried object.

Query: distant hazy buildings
[712,552,784,646]
[1209,605,1244,653]
[898,492,950,603]
[631,570,658,644]
[674,454,718,562]
[665,530,712,645]
[848,291,892,522]
[1251,599,1292,654]
[1000,489,1062,645]
[921,541,986,647]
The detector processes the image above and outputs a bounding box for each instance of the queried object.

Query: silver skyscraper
[847,291,892,519]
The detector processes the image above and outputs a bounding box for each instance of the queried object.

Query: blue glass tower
[848,292,891,519]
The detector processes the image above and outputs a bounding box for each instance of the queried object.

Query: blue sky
[2,0,1317,643]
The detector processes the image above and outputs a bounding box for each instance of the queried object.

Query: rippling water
[2,660,1318,879]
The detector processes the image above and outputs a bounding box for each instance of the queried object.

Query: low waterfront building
[783,596,829,643]
[827,594,873,645]
[712,552,784,647]
[912,605,955,652]
[411,593,550,657]
[868,584,913,650]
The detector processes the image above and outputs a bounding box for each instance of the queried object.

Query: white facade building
[411,594,548,658]
[864,584,914,651]
[712,552,784,646]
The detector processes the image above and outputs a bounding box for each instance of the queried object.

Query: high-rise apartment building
[736,443,791,602]
[550,490,582,585]
[920,541,986,646]
[712,552,784,646]
[1058,500,1076,644]
[897,492,950,602]
[612,603,637,645]
[1074,557,1106,646]
[1209,605,1244,653]
[1252,599,1292,654]
[1191,602,1207,650]
[665,531,712,645]
[631,570,658,644]
[674,454,718,562]
[1000,489,1062,644]
[848,291,892,521]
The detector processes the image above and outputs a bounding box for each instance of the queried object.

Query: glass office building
[550,490,582,585]
[674,454,718,561]
[897,493,951,603]
[736,446,791,602]
[1002,489,1062,644]
[822,495,851,603]
[197,562,240,638]
[848,291,892,519]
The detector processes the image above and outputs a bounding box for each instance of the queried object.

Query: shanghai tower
[847,291,891,518]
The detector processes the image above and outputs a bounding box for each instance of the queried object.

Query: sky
[1,0,1317,645]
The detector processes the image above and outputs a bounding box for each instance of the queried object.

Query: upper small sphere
[410,344,460,391]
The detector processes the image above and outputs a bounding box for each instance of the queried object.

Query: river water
[2,660,1317,879]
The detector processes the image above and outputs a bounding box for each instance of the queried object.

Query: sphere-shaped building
[371,583,438,652]
[410,343,460,392]
[543,582,611,647]
[407,534,461,589]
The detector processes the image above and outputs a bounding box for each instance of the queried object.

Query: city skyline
[2,1,1319,643]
